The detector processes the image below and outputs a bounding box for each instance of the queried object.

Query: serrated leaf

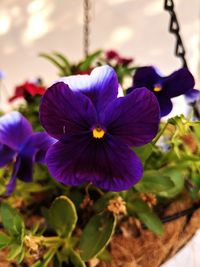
[0,232,11,248]
[80,211,116,261]
[135,170,175,194]
[69,249,86,267]
[0,203,25,239]
[127,199,163,235]
[48,196,77,238]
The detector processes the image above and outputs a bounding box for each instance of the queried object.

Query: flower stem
[152,122,168,145]
[25,235,64,246]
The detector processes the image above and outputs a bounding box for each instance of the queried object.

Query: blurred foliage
[40,49,137,85]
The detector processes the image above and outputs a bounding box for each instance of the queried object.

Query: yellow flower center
[92,127,105,139]
[153,84,162,92]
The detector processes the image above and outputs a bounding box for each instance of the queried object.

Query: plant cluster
[0,50,200,266]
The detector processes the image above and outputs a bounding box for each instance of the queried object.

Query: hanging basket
[98,196,200,267]
[0,1,199,266]
[0,195,199,267]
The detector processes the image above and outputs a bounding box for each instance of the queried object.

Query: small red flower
[105,50,119,60]
[105,50,134,66]
[9,82,46,102]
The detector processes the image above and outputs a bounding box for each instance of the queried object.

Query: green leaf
[97,248,112,262]
[48,196,77,238]
[168,115,190,134]
[53,52,71,75]
[190,171,200,198]
[7,243,23,260]
[135,170,175,195]
[0,232,11,248]
[16,248,25,263]
[127,199,163,235]
[39,53,67,75]
[0,203,25,238]
[193,123,200,140]
[80,211,116,261]
[158,168,185,198]
[133,143,153,165]
[69,249,86,267]
[78,50,102,71]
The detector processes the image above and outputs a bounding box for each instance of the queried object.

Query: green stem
[93,186,104,196]
[152,122,169,145]
[42,236,63,244]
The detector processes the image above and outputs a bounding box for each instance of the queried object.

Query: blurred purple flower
[0,71,5,80]
[185,88,200,104]
[127,66,195,117]
[0,112,55,194]
[40,65,160,192]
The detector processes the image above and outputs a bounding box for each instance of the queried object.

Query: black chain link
[164,0,188,68]
[83,0,91,58]
[141,201,200,229]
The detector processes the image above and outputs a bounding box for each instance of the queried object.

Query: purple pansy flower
[185,88,200,104]
[127,66,196,117]
[39,65,160,192]
[0,111,55,194]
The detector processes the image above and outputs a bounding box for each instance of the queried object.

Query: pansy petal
[0,144,15,167]
[58,65,119,112]
[7,151,34,194]
[58,75,91,92]
[90,135,143,191]
[157,96,173,117]
[185,89,200,103]
[22,132,56,164]
[101,87,160,147]
[89,65,119,111]
[34,133,56,163]
[39,82,97,139]
[133,66,160,90]
[0,112,32,150]
[6,156,21,195]
[18,144,35,183]
[163,67,195,98]
[17,154,33,183]
[46,135,143,191]
[46,135,92,186]
[17,132,56,182]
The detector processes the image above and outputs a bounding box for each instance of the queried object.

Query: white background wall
[0,0,199,96]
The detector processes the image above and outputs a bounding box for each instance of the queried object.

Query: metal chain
[164,0,188,68]
[141,201,200,229]
[83,0,91,58]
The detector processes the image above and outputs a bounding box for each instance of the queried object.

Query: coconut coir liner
[98,196,200,267]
